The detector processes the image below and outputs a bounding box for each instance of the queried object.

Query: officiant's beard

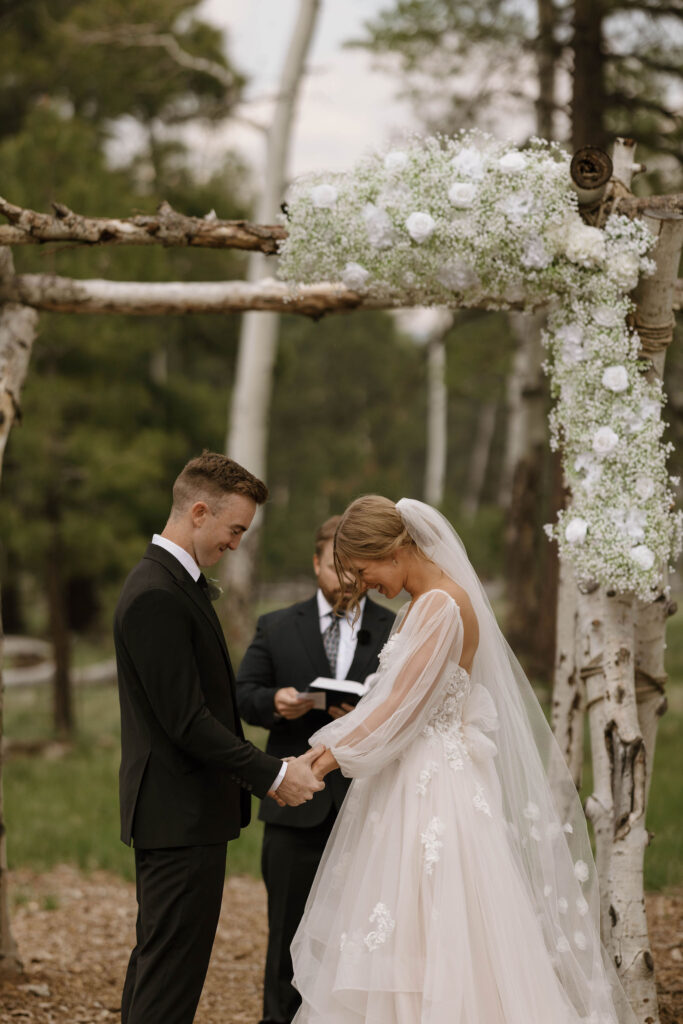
[319,580,353,612]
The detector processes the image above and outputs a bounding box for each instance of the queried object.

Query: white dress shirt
[150,534,286,792]
[317,590,366,680]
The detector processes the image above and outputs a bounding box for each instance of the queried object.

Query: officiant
[236,515,395,1024]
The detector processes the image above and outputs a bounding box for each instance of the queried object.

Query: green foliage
[0,0,243,141]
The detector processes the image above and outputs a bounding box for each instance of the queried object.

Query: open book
[297,676,367,711]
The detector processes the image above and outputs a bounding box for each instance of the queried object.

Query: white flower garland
[278,132,682,598]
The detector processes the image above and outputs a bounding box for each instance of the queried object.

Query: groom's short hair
[171,451,268,514]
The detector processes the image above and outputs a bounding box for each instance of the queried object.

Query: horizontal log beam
[1,193,681,258]
[0,197,286,253]
[0,273,540,317]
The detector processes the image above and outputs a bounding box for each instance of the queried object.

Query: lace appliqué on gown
[421,664,471,773]
[421,817,445,875]
[364,903,395,951]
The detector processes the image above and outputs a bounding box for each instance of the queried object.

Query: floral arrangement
[278,132,681,598]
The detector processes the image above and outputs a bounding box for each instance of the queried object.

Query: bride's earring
[392,558,398,566]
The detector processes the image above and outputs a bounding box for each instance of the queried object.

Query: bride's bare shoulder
[432,583,479,640]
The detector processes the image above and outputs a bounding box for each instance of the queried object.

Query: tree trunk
[221,0,321,647]
[571,0,607,150]
[501,311,559,677]
[0,245,37,978]
[462,401,497,520]
[549,557,584,814]
[535,0,559,140]
[424,318,452,507]
[45,529,73,739]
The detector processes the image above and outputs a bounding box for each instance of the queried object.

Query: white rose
[574,859,590,883]
[500,192,535,222]
[592,426,619,456]
[640,398,660,421]
[448,181,477,208]
[635,476,655,500]
[556,323,584,364]
[522,236,551,269]
[341,262,370,291]
[574,931,587,951]
[630,544,655,570]
[565,221,606,267]
[602,365,629,392]
[625,508,646,541]
[498,151,527,173]
[565,517,588,544]
[609,250,640,291]
[383,149,408,172]
[436,261,479,292]
[310,183,338,209]
[405,211,436,243]
[592,305,621,328]
[451,146,485,179]
[363,203,394,249]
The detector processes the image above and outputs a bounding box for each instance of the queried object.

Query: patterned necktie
[323,614,341,677]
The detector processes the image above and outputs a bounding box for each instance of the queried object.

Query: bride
[290,495,637,1024]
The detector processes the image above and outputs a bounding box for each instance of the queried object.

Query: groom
[114,452,324,1024]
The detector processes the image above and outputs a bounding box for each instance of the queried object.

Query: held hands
[274,686,315,719]
[270,745,326,807]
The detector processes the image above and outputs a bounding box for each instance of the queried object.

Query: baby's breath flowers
[278,131,681,597]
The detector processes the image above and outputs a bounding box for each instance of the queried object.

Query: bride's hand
[311,747,338,780]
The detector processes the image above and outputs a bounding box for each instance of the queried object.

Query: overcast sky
[193,0,414,178]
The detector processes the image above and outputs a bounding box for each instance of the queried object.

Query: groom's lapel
[143,544,233,669]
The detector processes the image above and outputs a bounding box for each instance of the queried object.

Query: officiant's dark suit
[237,520,395,1024]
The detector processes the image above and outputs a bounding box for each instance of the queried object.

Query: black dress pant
[260,811,336,1024]
[121,843,227,1024]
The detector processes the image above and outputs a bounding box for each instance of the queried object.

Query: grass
[3,607,682,889]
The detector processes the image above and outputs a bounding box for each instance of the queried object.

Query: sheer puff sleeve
[309,589,463,778]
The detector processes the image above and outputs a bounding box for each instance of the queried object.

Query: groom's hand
[274,745,326,807]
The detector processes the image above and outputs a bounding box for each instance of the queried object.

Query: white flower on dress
[565,518,588,544]
[498,151,527,173]
[556,936,571,953]
[523,801,541,820]
[417,761,439,795]
[576,896,589,916]
[574,859,590,883]
[310,183,338,208]
[557,897,568,914]
[562,823,573,834]
[364,903,395,951]
[406,211,436,243]
[574,930,588,951]
[530,825,542,842]
[630,545,655,570]
[421,817,446,875]
[473,786,492,818]
[341,262,370,291]
[451,146,485,179]
[544,885,553,897]
[602,365,629,393]
[363,203,394,249]
[384,150,408,172]
[448,181,477,208]
[592,426,619,457]
[565,221,606,267]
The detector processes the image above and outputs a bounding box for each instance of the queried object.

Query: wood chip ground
[1,866,681,1024]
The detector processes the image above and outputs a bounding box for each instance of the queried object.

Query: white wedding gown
[291,589,623,1024]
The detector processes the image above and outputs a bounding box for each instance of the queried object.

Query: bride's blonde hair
[334,495,418,618]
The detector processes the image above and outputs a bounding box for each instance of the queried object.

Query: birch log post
[579,140,673,1024]
[221,0,321,645]
[0,245,38,977]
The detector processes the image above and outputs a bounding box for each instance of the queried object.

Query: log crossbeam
[0,198,286,254]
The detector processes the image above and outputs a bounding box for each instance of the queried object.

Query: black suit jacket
[236,595,395,828]
[114,543,283,848]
